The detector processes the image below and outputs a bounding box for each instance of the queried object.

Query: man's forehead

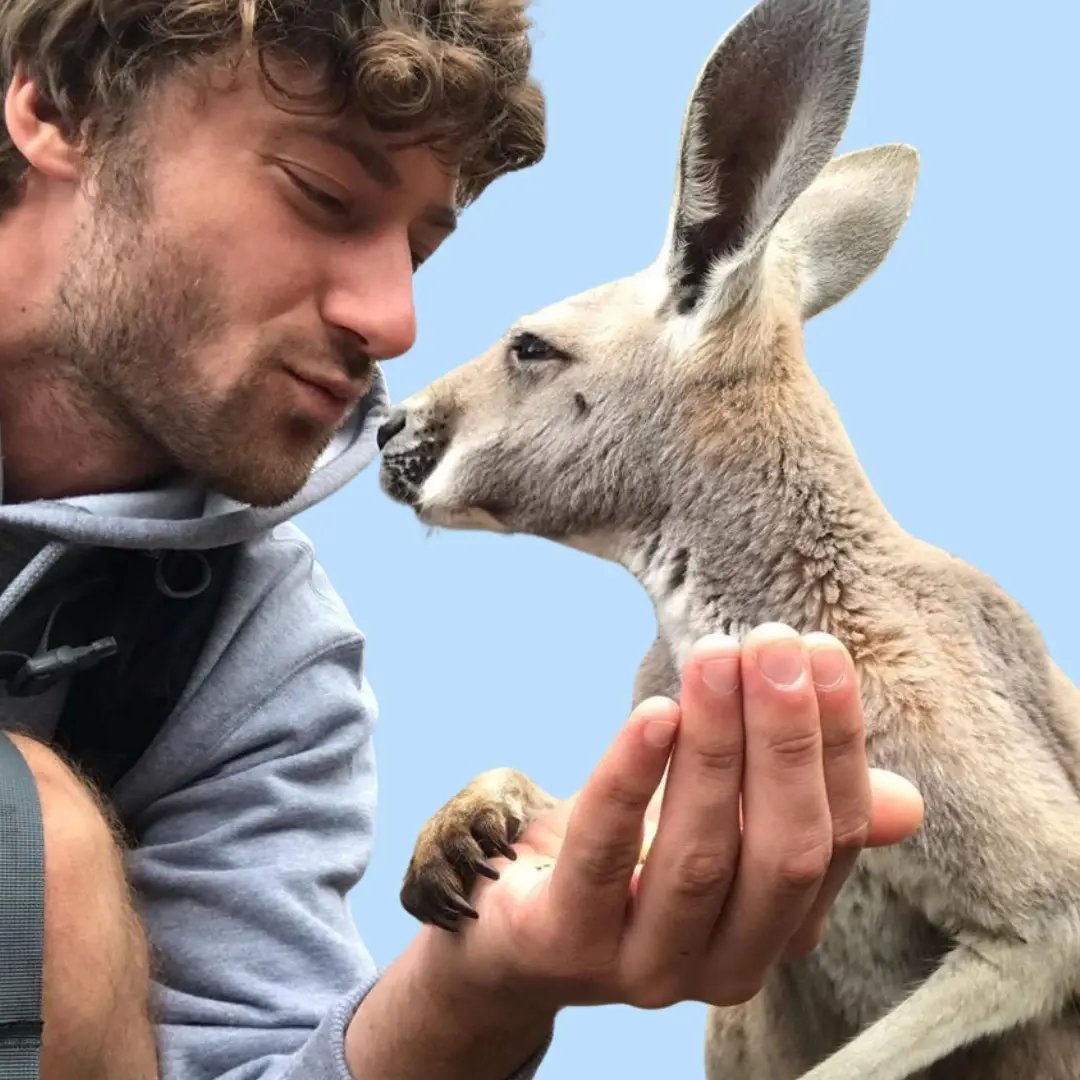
[166,54,463,220]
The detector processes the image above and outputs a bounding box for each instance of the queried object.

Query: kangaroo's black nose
[377,407,407,451]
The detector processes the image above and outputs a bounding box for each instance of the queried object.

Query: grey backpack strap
[0,733,44,1079]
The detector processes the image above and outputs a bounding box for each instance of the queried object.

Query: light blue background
[299,2,1079,1075]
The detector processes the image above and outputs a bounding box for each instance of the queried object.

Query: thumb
[865,768,924,846]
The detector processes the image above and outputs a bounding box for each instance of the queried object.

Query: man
[0,2,923,1078]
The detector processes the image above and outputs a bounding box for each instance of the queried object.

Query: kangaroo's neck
[619,381,907,668]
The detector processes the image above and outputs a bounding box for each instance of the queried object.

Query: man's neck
[0,366,170,503]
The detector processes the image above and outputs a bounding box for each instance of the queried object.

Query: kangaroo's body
[379,1,1080,1075]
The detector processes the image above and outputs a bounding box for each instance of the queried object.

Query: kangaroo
[377,0,1080,1076]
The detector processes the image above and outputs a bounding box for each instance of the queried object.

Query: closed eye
[284,168,351,217]
[283,166,427,271]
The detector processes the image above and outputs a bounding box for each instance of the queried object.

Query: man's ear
[4,66,82,186]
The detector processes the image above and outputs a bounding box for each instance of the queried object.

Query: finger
[782,633,868,958]
[706,624,830,992]
[624,634,744,974]
[865,768,924,847]
[787,643,925,958]
[546,696,679,951]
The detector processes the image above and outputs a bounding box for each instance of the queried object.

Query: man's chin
[214,476,306,508]
[208,423,336,507]
[205,455,314,508]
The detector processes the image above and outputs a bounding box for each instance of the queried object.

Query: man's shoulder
[110,522,374,810]
[230,520,360,644]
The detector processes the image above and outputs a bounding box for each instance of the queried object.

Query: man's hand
[440,624,919,1008]
[347,625,924,1079]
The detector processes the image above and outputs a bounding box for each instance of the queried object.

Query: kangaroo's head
[379,0,917,555]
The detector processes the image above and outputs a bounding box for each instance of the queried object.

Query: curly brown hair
[0,0,546,214]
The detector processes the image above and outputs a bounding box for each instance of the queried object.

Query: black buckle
[7,638,119,697]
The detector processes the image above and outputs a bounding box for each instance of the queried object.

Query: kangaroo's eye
[510,332,564,363]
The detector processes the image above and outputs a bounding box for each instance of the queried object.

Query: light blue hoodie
[0,371,547,1079]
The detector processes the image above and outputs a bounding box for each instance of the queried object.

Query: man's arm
[115,526,556,1080]
[121,633,385,1080]
[348,931,555,1080]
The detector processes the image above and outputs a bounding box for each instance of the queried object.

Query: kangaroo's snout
[377,407,408,452]
[378,403,450,511]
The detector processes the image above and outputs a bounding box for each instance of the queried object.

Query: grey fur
[668,0,868,314]
[777,144,920,319]
[381,0,1080,1075]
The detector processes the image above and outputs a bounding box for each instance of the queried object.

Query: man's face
[34,57,459,506]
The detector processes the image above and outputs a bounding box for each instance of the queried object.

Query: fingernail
[694,634,741,695]
[701,656,740,695]
[806,635,847,690]
[754,627,805,687]
[644,718,678,749]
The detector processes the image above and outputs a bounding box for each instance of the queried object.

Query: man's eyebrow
[316,128,402,189]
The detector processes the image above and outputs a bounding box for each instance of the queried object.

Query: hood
[0,370,389,553]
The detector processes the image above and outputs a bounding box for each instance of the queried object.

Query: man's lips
[289,368,364,405]
[284,366,371,424]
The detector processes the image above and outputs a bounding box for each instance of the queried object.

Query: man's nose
[323,240,418,362]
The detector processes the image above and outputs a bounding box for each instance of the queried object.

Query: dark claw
[475,859,501,881]
[497,840,518,861]
[429,911,460,933]
[443,892,480,920]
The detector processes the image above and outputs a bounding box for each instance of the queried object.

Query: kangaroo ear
[775,143,920,320]
[664,0,869,316]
